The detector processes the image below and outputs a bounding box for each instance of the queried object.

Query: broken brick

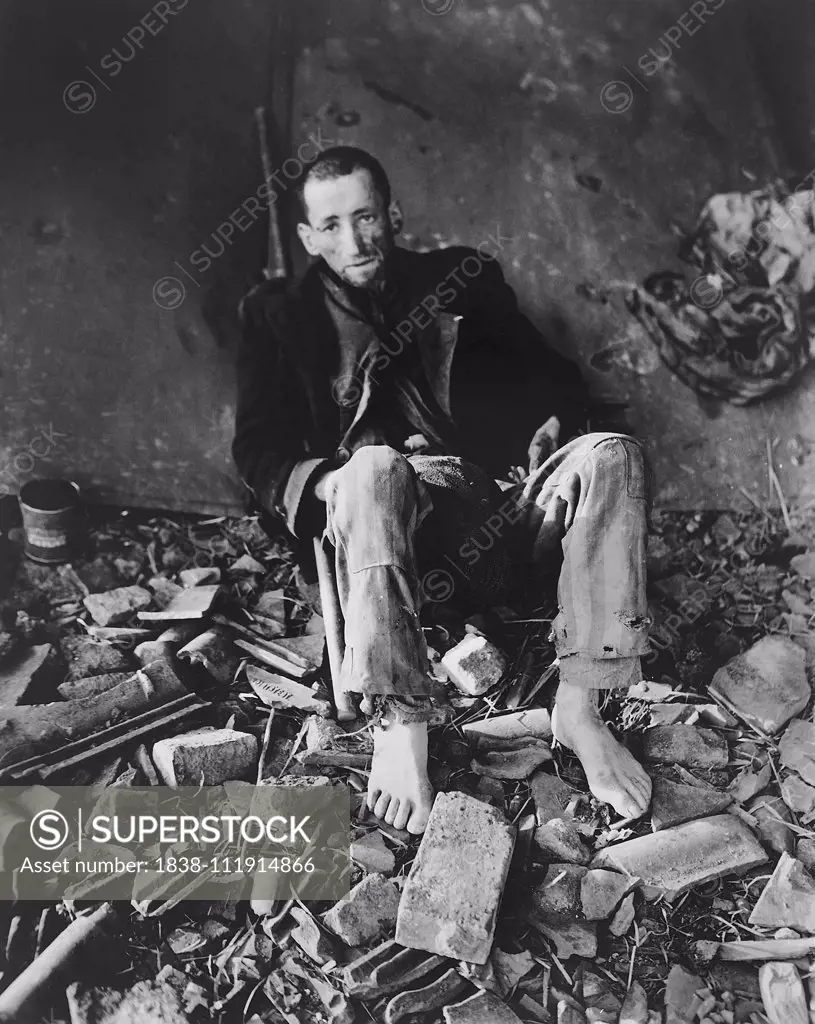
[61,635,132,679]
[641,725,728,768]
[592,814,767,896]
[650,777,732,831]
[580,868,634,920]
[443,990,523,1024]
[395,792,515,964]
[665,965,703,1024]
[471,739,552,780]
[58,671,134,701]
[748,794,794,855]
[288,906,341,967]
[749,853,815,932]
[729,762,773,804]
[462,708,552,747]
[534,819,590,865]
[83,585,153,627]
[758,961,809,1024]
[609,892,636,936]
[138,584,220,622]
[779,719,815,785]
[323,872,401,947]
[781,774,815,815]
[529,771,573,824]
[441,634,507,696]
[710,637,810,734]
[152,728,258,787]
[351,831,396,875]
[384,966,468,1024]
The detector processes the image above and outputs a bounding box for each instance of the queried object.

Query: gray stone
[463,708,552,747]
[749,853,815,932]
[729,762,772,803]
[557,1001,588,1024]
[179,567,221,587]
[710,637,810,734]
[790,552,815,577]
[351,831,396,875]
[395,792,515,964]
[609,892,636,936]
[580,868,634,920]
[152,729,258,787]
[780,720,815,785]
[529,771,573,824]
[471,740,552,780]
[534,818,590,865]
[748,795,794,855]
[781,773,815,816]
[796,838,815,871]
[529,863,587,920]
[592,815,767,897]
[641,725,728,768]
[443,990,523,1024]
[665,965,703,1024]
[650,777,732,831]
[324,872,401,947]
[537,919,597,959]
[61,635,131,680]
[82,585,153,626]
[758,961,809,1024]
[619,980,649,1024]
[442,634,507,696]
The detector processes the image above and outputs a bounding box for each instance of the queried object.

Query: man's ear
[388,200,403,236]
[297,221,320,257]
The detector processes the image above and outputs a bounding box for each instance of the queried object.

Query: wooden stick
[234,639,309,680]
[0,903,119,1023]
[211,614,310,669]
[312,537,356,721]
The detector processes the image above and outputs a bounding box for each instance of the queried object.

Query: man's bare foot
[367,718,434,835]
[552,683,652,819]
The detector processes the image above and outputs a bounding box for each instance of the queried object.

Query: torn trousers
[318,433,651,711]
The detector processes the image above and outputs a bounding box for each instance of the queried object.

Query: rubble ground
[1,500,815,1023]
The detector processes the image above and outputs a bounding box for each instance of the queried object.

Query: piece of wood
[0,903,120,1023]
[211,615,311,670]
[137,585,220,622]
[235,639,309,680]
[297,749,372,770]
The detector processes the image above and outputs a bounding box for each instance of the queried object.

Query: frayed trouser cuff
[557,653,641,690]
[360,694,449,726]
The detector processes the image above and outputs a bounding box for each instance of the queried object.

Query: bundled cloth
[627,182,815,404]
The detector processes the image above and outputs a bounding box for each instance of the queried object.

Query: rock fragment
[324,873,401,947]
[529,771,573,824]
[650,777,732,831]
[527,865,597,957]
[796,838,815,871]
[443,989,523,1023]
[749,853,815,932]
[580,868,634,920]
[609,892,636,936]
[781,775,815,815]
[441,634,507,696]
[471,740,551,780]
[152,729,258,787]
[641,725,728,768]
[534,818,589,865]
[729,762,772,803]
[759,961,809,1024]
[790,551,815,577]
[351,831,396,875]
[618,980,649,1024]
[780,719,815,785]
[462,708,552,747]
[592,815,767,896]
[60,635,132,680]
[83,585,153,627]
[748,795,794,854]
[710,637,810,734]
[179,567,221,587]
[395,793,514,964]
[664,965,703,1024]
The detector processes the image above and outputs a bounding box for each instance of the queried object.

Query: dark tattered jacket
[233,245,589,540]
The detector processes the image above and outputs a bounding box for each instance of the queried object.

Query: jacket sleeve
[232,287,327,537]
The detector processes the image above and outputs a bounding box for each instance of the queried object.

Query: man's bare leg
[552,683,651,819]
[367,718,434,834]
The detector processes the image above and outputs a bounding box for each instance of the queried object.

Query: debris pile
[0,503,815,1023]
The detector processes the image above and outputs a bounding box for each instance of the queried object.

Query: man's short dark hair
[295,146,391,221]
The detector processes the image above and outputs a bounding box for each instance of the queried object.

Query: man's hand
[527,415,560,474]
[313,468,341,502]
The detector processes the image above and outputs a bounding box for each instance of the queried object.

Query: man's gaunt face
[297,168,396,288]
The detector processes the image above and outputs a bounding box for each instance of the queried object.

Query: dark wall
[0,0,275,512]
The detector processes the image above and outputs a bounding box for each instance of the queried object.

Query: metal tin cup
[19,479,81,564]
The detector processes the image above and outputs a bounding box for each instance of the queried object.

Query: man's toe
[373,793,391,820]
[384,799,400,826]
[392,801,411,831]
[367,785,382,812]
